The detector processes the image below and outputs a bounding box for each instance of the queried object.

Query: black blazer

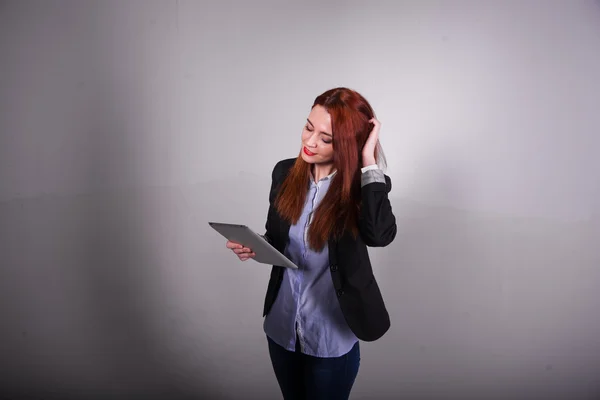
[262,158,397,342]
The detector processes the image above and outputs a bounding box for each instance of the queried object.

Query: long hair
[274,87,386,251]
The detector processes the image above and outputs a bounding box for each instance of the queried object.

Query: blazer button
[330,264,338,272]
[337,289,344,297]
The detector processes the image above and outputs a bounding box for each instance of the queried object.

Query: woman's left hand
[362,118,380,167]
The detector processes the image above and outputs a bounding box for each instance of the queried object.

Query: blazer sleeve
[263,161,283,245]
[358,173,397,247]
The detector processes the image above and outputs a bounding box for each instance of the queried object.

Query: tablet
[208,222,298,269]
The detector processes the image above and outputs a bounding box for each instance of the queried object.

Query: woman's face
[300,105,334,165]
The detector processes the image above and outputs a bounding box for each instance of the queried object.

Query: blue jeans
[267,335,360,400]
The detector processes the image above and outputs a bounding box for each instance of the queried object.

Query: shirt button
[337,289,344,297]
[330,264,338,272]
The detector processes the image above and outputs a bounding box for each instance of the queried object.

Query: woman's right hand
[226,240,256,261]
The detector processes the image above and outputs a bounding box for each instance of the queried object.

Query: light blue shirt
[263,169,359,358]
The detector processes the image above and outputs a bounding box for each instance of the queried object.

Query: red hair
[275,87,386,250]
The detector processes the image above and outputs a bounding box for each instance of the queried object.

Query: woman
[226,87,397,400]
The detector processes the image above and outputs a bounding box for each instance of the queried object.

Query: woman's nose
[306,133,318,147]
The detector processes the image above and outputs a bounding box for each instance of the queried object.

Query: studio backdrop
[1,0,599,399]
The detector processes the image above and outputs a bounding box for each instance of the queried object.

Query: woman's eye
[322,139,332,144]
[305,125,313,131]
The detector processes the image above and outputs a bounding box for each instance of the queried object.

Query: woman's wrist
[362,156,376,167]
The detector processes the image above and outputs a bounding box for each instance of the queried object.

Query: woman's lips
[303,147,316,156]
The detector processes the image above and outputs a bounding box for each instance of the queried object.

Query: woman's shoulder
[271,157,296,177]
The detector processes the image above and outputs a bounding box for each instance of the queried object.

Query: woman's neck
[311,162,335,182]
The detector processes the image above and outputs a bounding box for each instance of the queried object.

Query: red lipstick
[303,147,316,156]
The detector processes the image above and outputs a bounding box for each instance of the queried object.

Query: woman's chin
[300,152,315,163]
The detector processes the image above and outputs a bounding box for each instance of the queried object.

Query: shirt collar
[324,169,337,180]
[311,169,337,185]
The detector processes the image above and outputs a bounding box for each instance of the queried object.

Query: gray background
[1,0,599,399]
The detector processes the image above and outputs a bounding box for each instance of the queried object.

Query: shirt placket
[295,182,320,351]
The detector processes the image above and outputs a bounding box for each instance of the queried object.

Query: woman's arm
[262,163,280,245]
[358,168,397,247]
[263,159,293,245]
[358,118,396,246]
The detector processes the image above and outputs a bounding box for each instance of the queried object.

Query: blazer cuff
[361,168,385,187]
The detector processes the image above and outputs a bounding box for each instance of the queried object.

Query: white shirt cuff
[361,164,379,173]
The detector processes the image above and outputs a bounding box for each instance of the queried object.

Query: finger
[226,241,239,249]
